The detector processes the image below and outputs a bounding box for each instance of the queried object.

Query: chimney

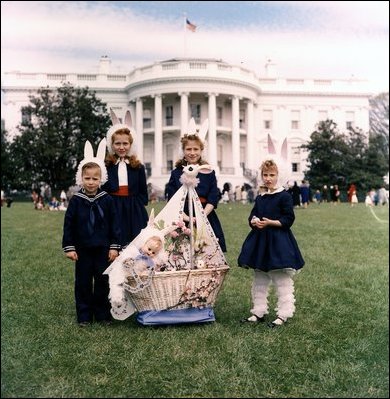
[99,55,111,74]
[264,59,276,78]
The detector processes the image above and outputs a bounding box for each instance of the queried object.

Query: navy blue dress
[238,190,304,271]
[102,163,149,248]
[167,167,227,252]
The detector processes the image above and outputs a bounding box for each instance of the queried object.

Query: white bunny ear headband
[265,134,290,188]
[106,109,137,156]
[182,118,209,142]
[75,138,108,186]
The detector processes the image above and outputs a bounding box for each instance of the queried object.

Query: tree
[301,119,349,190]
[8,83,111,191]
[369,92,389,154]
[302,119,388,196]
[1,127,14,191]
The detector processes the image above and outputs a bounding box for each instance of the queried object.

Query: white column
[153,94,163,177]
[246,99,255,170]
[207,92,218,171]
[179,92,189,135]
[135,98,144,162]
[232,96,242,176]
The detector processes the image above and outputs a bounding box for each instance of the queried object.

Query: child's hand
[257,217,281,229]
[108,249,119,262]
[251,216,260,227]
[65,251,78,261]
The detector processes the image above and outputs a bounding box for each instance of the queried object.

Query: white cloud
[1,1,388,93]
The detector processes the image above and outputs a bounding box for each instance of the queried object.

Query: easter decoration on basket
[103,118,229,325]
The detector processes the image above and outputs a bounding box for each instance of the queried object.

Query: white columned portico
[153,94,163,177]
[179,92,189,135]
[135,98,144,162]
[207,92,218,172]
[246,99,255,170]
[231,96,242,175]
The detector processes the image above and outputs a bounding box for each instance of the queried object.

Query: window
[166,160,173,171]
[165,106,173,126]
[292,163,299,172]
[21,108,31,124]
[263,110,272,130]
[217,106,223,125]
[291,120,300,129]
[143,109,152,128]
[144,162,152,177]
[239,109,246,128]
[291,110,301,130]
[166,144,173,172]
[346,111,355,130]
[190,104,201,123]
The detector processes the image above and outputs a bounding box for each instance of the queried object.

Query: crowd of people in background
[3,178,388,212]
[29,185,69,211]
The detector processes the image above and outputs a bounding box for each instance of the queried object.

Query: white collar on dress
[115,158,130,165]
[261,186,285,196]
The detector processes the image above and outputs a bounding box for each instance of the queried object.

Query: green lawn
[1,201,389,398]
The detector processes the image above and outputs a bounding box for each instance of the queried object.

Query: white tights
[251,269,296,321]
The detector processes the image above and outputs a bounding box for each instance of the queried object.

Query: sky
[1,1,389,94]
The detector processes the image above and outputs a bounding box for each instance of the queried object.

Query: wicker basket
[123,265,229,311]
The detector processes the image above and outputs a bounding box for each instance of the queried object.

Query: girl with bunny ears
[62,139,121,327]
[165,118,227,252]
[238,137,304,328]
[102,109,149,248]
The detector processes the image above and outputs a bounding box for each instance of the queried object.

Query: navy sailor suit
[62,189,121,323]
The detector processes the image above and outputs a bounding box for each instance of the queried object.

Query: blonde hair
[260,159,279,176]
[82,162,102,176]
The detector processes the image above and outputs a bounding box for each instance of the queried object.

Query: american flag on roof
[186,18,197,32]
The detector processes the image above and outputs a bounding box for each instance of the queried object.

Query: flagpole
[183,12,187,57]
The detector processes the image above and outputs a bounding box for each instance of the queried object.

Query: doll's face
[141,238,162,258]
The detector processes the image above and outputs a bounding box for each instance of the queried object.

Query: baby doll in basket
[103,216,174,319]
[124,235,164,276]
[111,235,167,295]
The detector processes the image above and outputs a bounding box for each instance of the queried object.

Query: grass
[1,201,389,398]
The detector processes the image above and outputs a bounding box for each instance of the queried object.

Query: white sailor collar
[115,158,130,165]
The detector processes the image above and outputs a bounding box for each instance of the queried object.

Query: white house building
[1,56,372,191]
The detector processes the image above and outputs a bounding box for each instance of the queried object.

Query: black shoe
[240,315,265,323]
[78,321,91,328]
[98,320,113,326]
